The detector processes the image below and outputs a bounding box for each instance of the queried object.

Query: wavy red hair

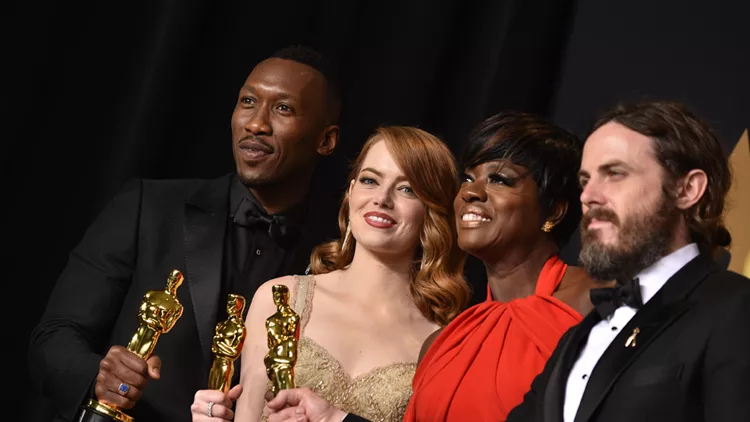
[309,126,469,326]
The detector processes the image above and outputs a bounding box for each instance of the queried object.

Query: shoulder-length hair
[310,126,469,326]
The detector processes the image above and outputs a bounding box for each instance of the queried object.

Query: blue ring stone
[118,383,130,394]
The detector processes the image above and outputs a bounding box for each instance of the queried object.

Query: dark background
[9,0,748,419]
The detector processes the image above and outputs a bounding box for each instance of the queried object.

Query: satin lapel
[573,255,717,422]
[544,312,601,422]
[183,174,232,366]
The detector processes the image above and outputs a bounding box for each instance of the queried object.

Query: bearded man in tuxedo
[506,100,750,422]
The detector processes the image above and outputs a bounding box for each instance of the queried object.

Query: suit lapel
[573,254,717,422]
[544,312,601,422]
[183,174,232,366]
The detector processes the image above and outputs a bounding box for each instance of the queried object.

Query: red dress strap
[405,254,581,422]
[485,255,568,300]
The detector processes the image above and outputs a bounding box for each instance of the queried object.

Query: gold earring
[542,221,555,233]
[341,223,352,251]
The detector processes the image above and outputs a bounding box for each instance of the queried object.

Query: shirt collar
[637,242,700,304]
[229,174,307,227]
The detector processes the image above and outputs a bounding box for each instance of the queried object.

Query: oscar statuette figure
[208,294,248,393]
[264,285,301,396]
[78,269,185,422]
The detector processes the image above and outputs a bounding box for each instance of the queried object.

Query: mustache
[581,207,620,229]
[239,135,273,151]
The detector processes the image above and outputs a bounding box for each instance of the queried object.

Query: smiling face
[347,139,426,257]
[454,160,544,261]
[231,58,335,189]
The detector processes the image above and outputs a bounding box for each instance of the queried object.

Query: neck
[666,220,693,255]
[484,238,558,303]
[339,245,417,317]
[248,175,311,215]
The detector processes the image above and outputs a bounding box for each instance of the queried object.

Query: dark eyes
[488,174,514,186]
[238,97,293,113]
[460,173,514,186]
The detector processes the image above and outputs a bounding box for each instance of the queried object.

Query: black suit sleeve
[703,279,750,421]
[506,326,574,422]
[28,179,143,421]
[343,414,371,422]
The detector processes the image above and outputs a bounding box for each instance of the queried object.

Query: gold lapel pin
[625,327,640,348]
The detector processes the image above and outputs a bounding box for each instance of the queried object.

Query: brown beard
[579,193,679,282]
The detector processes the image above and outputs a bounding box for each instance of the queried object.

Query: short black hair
[270,45,341,124]
[459,111,584,248]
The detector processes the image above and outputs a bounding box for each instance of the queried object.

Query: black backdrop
[9,0,748,419]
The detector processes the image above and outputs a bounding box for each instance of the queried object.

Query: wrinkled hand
[95,345,161,409]
[265,388,347,422]
[191,385,243,421]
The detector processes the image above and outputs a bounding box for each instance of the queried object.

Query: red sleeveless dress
[403,255,582,421]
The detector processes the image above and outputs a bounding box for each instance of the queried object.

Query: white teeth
[462,213,490,222]
[367,215,393,224]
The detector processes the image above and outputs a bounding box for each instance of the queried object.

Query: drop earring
[341,222,352,251]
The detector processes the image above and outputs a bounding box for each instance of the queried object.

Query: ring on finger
[118,383,130,395]
[207,401,214,417]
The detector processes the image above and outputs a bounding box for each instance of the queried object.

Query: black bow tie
[232,197,296,242]
[590,277,644,319]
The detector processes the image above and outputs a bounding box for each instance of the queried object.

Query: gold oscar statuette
[263,285,300,396]
[208,294,248,393]
[83,269,185,422]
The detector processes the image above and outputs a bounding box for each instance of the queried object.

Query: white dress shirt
[562,243,700,422]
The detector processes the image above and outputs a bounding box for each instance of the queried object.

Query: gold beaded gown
[282,275,416,422]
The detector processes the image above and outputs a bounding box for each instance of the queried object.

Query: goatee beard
[579,195,678,282]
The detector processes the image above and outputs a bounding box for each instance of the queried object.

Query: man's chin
[583,229,618,245]
[238,170,272,187]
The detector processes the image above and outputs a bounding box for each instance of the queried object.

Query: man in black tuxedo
[28,45,341,422]
[505,100,750,422]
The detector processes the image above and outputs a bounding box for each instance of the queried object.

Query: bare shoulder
[260,275,298,291]
[245,276,298,323]
[418,327,444,365]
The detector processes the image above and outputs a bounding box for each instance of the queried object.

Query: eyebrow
[360,167,408,182]
[578,160,635,178]
[240,86,296,101]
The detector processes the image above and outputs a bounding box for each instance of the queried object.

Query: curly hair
[309,126,469,326]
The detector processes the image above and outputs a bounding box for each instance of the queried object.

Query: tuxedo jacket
[28,174,335,422]
[506,254,750,422]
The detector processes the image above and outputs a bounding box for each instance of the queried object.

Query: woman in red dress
[404,111,600,421]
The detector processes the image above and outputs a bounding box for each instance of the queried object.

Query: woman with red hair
[191,126,470,422]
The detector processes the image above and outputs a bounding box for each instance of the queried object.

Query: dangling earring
[541,221,555,233]
[341,222,352,251]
